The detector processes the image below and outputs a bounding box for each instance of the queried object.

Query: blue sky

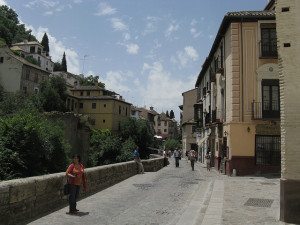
[1,0,268,120]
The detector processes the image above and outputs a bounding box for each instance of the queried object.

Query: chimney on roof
[74,81,77,89]
[150,106,154,111]
[95,81,98,88]
[119,96,123,101]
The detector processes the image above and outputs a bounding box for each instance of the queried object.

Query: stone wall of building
[0,158,164,225]
[276,0,300,223]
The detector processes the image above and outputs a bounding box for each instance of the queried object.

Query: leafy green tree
[170,110,175,119]
[0,6,36,46]
[53,61,63,71]
[39,76,68,112]
[88,129,122,166]
[116,137,135,162]
[61,52,67,72]
[0,91,31,116]
[79,75,105,88]
[0,109,70,180]
[41,33,49,56]
[120,118,153,158]
[163,139,181,151]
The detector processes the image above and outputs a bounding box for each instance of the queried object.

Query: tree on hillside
[41,33,49,56]
[0,109,70,180]
[170,110,175,119]
[61,52,67,72]
[53,61,63,71]
[166,110,169,118]
[0,6,36,46]
[79,75,105,88]
[39,76,68,112]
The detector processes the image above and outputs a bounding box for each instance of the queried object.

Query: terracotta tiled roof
[12,41,43,47]
[7,51,50,73]
[68,95,132,104]
[226,10,275,17]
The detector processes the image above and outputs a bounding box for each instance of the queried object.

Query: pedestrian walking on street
[205,152,211,171]
[190,149,196,171]
[134,146,144,174]
[65,154,86,214]
[173,147,180,167]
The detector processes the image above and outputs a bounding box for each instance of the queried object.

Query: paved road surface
[24,158,285,225]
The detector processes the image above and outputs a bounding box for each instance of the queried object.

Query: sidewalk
[184,160,287,225]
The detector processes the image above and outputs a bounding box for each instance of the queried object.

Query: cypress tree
[166,110,169,118]
[170,110,175,119]
[61,52,67,72]
[41,33,49,56]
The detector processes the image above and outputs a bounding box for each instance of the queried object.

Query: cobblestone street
[24,158,284,225]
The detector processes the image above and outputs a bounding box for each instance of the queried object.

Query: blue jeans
[175,157,179,167]
[69,185,80,212]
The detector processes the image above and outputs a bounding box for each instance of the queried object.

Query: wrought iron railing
[252,101,280,119]
[259,41,277,57]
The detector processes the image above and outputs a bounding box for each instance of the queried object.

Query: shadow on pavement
[66,212,90,217]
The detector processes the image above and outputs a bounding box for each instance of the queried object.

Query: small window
[103,120,106,123]
[37,48,41,54]
[164,121,167,126]
[30,46,35,53]
[26,70,30,80]
[23,86,27,94]
[119,106,121,114]
[75,103,77,109]
[0,57,4,63]
[80,91,83,96]
[79,103,83,108]
[104,104,106,108]
[164,129,167,132]
[92,103,96,109]
[90,119,96,125]
[87,91,90,96]
[34,87,39,94]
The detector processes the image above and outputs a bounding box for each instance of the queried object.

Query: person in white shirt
[190,149,196,171]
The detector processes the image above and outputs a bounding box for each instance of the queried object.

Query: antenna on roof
[81,54,88,75]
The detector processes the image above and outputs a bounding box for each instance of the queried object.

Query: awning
[197,136,209,146]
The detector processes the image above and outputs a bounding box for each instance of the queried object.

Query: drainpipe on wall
[241,18,244,122]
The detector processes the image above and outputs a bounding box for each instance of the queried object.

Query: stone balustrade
[0,157,165,225]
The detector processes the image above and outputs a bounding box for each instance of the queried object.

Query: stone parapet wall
[0,158,164,225]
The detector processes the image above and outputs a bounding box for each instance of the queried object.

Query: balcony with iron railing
[252,101,280,120]
[211,108,225,123]
[259,41,278,58]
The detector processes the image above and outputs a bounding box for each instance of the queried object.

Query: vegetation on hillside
[0,5,37,46]
[0,86,70,181]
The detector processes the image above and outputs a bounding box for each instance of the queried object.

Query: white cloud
[123,33,131,41]
[185,46,199,60]
[209,34,214,39]
[25,0,59,9]
[110,18,128,31]
[44,11,53,16]
[172,46,199,68]
[28,26,80,74]
[0,0,7,6]
[143,16,160,35]
[165,23,179,38]
[95,2,116,16]
[102,70,132,93]
[125,43,139,54]
[138,61,197,113]
[190,28,202,38]
[73,0,82,3]
[190,19,197,26]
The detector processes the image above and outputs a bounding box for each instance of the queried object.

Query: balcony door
[262,79,279,118]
